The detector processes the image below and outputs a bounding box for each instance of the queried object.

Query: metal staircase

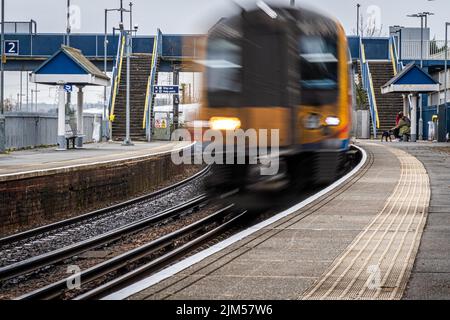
[108,30,162,141]
[357,37,405,137]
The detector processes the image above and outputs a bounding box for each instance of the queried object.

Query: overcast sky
[4,0,450,39]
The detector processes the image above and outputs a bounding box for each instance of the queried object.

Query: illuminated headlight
[209,117,241,130]
[325,116,341,126]
[304,114,321,130]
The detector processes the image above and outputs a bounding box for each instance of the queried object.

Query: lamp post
[66,0,71,46]
[357,4,361,37]
[1,0,4,115]
[442,22,450,142]
[408,13,428,140]
[407,13,425,68]
[104,7,121,141]
[421,11,434,29]
[120,21,138,147]
[0,0,5,153]
[104,1,131,141]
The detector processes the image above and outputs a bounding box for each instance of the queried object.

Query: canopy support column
[411,94,418,142]
[76,85,85,148]
[57,85,67,150]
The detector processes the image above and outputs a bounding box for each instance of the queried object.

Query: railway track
[0,166,210,268]
[0,195,207,282]
[17,205,246,300]
[3,147,365,300]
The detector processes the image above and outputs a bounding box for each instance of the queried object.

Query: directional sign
[4,40,19,56]
[64,84,73,93]
[153,85,179,94]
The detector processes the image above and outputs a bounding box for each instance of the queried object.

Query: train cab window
[204,38,242,107]
[242,31,285,107]
[299,36,339,105]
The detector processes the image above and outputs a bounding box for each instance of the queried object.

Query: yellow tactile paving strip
[301,147,430,300]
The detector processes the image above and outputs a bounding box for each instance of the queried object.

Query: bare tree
[352,13,386,37]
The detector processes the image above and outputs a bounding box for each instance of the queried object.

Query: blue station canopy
[30,45,110,86]
[382,63,439,94]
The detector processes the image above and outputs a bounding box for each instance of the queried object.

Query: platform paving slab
[125,142,421,300]
[384,142,450,300]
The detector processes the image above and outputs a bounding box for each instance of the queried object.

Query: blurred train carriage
[188,4,354,201]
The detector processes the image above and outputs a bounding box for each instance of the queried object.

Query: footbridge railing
[143,29,163,141]
[360,37,380,137]
[108,31,126,127]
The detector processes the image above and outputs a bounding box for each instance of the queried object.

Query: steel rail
[0,195,207,282]
[17,205,242,300]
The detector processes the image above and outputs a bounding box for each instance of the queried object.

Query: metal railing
[400,40,447,60]
[108,32,126,123]
[359,37,380,137]
[143,29,163,139]
[0,20,37,34]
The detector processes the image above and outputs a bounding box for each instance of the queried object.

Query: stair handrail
[389,35,404,74]
[359,37,380,137]
[108,31,126,123]
[143,29,162,132]
[389,36,398,75]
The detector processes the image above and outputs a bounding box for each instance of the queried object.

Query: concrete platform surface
[0,141,192,181]
[378,141,450,300]
[112,141,444,300]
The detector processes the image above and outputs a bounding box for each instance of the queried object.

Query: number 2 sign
[4,40,19,56]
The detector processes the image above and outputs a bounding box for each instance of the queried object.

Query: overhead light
[256,1,278,19]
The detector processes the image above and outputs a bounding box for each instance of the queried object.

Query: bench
[65,135,77,149]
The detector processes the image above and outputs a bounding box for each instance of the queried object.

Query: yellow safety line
[110,35,126,121]
[143,37,158,129]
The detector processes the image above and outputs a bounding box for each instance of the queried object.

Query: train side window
[299,36,338,105]
[204,38,242,107]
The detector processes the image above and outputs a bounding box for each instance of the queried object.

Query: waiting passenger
[394,116,411,141]
[393,112,403,139]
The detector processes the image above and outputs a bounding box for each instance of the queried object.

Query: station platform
[0,141,193,181]
[0,140,194,235]
[106,141,449,300]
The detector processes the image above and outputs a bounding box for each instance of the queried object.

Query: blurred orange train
[190,4,354,196]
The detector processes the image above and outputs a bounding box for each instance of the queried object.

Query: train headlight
[209,117,241,131]
[325,116,341,126]
[304,114,321,130]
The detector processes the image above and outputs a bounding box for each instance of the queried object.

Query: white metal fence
[4,112,101,150]
[400,40,448,60]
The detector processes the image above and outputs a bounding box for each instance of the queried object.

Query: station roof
[30,45,110,86]
[381,63,439,94]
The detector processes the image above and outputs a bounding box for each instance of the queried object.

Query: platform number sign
[4,40,19,56]
[64,84,73,93]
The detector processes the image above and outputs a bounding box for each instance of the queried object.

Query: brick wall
[0,153,188,235]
